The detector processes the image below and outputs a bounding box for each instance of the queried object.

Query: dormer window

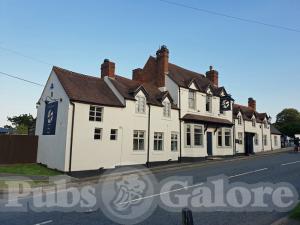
[136,96,146,113]
[238,116,242,125]
[252,118,256,127]
[163,102,171,117]
[206,95,212,112]
[188,90,196,109]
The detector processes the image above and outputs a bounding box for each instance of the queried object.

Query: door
[207,132,213,156]
[245,133,254,155]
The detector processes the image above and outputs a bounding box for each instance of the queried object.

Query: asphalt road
[1,150,300,225]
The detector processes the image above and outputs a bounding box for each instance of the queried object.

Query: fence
[0,135,38,164]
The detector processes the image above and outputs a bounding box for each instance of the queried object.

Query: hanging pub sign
[220,96,232,112]
[43,101,58,135]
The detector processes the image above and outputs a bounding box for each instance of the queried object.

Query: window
[264,122,268,129]
[163,102,171,117]
[194,125,203,146]
[238,116,242,125]
[171,132,178,151]
[274,136,278,146]
[136,96,146,113]
[110,129,118,140]
[186,125,191,147]
[154,132,164,151]
[238,132,243,144]
[188,90,196,109]
[225,129,231,147]
[254,134,259,145]
[252,118,256,127]
[94,128,102,140]
[89,106,103,122]
[206,95,212,112]
[133,130,145,150]
[263,135,267,146]
[217,130,223,146]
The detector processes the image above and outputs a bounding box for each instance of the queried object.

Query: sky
[0,0,299,126]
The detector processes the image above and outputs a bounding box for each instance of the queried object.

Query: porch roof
[181,114,233,127]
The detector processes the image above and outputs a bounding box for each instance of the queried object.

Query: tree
[275,108,300,137]
[7,114,36,135]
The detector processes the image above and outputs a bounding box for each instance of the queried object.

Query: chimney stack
[248,97,256,111]
[156,45,169,87]
[205,65,219,87]
[101,59,115,79]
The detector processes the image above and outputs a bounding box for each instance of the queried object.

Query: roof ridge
[168,62,205,77]
[53,66,101,80]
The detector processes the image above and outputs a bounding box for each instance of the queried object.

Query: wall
[35,71,71,172]
[271,134,281,150]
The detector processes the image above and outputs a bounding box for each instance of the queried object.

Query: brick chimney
[156,45,169,87]
[206,65,219,87]
[101,59,115,79]
[132,68,144,82]
[248,97,256,111]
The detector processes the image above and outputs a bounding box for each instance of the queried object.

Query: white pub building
[35,46,274,172]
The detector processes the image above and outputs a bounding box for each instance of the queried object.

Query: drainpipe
[146,104,151,167]
[69,102,75,173]
[262,123,264,152]
[178,87,182,163]
[232,101,236,156]
[243,116,246,155]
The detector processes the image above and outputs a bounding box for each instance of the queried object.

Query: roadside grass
[290,202,300,221]
[0,164,61,176]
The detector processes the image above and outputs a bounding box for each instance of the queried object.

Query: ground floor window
[274,136,278,146]
[217,130,222,146]
[194,125,203,146]
[263,135,267,146]
[110,129,118,140]
[171,132,178,151]
[185,124,204,148]
[238,132,243,144]
[94,128,102,140]
[254,134,259,145]
[154,132,164,151]
[224,129,231,147]
[133,130,145,150]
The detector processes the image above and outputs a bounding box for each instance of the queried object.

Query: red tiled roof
[233,104,268,122]
[53,66,124,107]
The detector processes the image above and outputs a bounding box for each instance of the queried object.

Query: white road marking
[281,161,300,166]
[34,220,52,225]
[119,182,204,205]
[228,168,269,179]
[119,167,269,205]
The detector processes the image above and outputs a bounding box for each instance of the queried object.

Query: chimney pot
[248,97,256,111]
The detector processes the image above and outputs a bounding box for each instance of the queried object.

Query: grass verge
[290,203,300,221]
[0,164,61,176]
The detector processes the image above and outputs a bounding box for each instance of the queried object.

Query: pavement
[0,148,300,225]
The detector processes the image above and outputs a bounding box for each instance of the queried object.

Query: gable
[189,81,198,90]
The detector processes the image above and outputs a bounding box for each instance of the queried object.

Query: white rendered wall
[271,134,281,150]
[35,71,71,172]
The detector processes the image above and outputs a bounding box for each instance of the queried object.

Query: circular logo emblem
[98,166,158,224]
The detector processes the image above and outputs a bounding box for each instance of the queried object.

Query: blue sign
[43,101,58,135]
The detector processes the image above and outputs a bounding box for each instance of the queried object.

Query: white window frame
[238,132,243,144]
[194,125,203,147]
[188,90,196,110]
[274,136,278,146]
[136,96,146,114]
[224,129,232,147]
[238,116,242,125]
[185,124,192,147]
[133,130,145,151]
[94,128,102,140]
[252,118,256,127]
[163,102,171,117]
[154,132,164,151]
[206,95,212,112]
[110,129,118,140]
[217,129,223,147]
[89,105,103,122]
[263,135,268,146]
[254,133,259,145]
[171,132,178,151]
